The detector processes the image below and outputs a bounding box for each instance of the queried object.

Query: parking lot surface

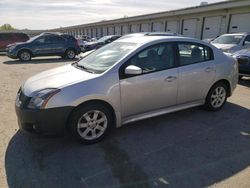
[0,54,249,188]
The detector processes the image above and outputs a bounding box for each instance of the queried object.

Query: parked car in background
[211,32,250,53]
[6,32,81,61]
[233,49,250,79]
[0,32,29,52]
[76,36,91,52]
[15,35,238,144]
[82,35,121,52]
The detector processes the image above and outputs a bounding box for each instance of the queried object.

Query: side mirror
[125,65,142,75]
[237,56,250,64]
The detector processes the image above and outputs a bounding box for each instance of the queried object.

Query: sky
[0,0,226,30]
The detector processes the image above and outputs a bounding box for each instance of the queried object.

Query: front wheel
[204,83,228,111]
[64,49,76,59]
[18,50,31,61]
[69,103,113,144]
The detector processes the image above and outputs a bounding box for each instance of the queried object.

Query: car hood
[85,41,103,46]
[233,49,250,57]
[22,64,98,96]
[7,42,26,48]
[211,43,237,51]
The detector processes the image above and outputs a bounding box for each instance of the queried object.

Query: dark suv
[0,32,29,52]
[6,32,81,61]
[82,35,121,52]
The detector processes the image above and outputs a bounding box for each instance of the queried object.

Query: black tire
[64,49,76,59]
[204,82,229,111]
[18,50,31,61]
[69,103,113,144]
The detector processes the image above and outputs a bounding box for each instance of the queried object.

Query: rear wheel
[64,49,76,59]
[18,50,31,61]
[69,103,113,144]
[205,82,228,111]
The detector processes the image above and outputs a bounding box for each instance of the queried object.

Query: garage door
[131,24,140,33]
[166,21,178,33]
[108,27,114,35]
[202,16,222,39]
[97,28,102,38]
[141,23,151,32]
[115,26,121,35]
[229,13,250,33]
[182,19,197,38]
[103,27,108,36]
[122,25,129,35]
[152,22,164,32]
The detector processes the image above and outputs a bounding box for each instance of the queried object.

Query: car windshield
[77,42,137,73]
[212,35,244,44]
[98,36,112,43]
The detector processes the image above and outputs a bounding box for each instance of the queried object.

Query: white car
[211,32,250,53]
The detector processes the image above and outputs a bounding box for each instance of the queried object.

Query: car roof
[115,35,203,45]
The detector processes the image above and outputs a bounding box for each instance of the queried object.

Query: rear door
[45,35,66,54]
[177,42,215,104]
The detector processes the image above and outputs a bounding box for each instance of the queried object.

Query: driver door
[119,43,178,118]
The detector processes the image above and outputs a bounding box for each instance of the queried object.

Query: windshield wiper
[74,63,96,74]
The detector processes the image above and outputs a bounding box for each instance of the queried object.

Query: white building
[51,0,250,39]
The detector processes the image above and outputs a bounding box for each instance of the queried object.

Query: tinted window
[35,37,46,44]
[178,43,213,66]
[128,43,175,73]
[15,33,29,40]
[0,33,12,41]
[45,36,64,43]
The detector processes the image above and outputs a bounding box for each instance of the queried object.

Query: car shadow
[238,77,250,87]
[5,102,250,188]
[3,57,78,65]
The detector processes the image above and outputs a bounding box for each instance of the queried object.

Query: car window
[212,35,244,44]
[0,33,12,41]
[178,43,212,66]
[45,36,65,43]
[35,37,46,44]
[244,35,250,45]
[128,43,175,73]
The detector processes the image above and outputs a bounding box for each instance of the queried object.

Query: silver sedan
[15,34,238,144]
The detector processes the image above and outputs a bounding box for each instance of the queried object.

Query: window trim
[176,41,214,67]
[119,42,178,80]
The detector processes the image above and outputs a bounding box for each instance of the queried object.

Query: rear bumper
[15,105,73,135]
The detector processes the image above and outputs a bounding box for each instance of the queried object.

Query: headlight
[27,88,60,109]
[9,45,16,51]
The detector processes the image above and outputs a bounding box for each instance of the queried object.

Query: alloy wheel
[77,110,108,140]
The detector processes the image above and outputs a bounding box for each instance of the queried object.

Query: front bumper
[6,49,18,59]
[15,105,73,135]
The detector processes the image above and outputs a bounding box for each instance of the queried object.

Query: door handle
[205,67,213,72]
[165,76,177,82]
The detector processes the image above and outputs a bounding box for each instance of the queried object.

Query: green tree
[0,24,15,31]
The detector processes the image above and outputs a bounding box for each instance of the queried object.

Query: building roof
[53,0,250,30]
